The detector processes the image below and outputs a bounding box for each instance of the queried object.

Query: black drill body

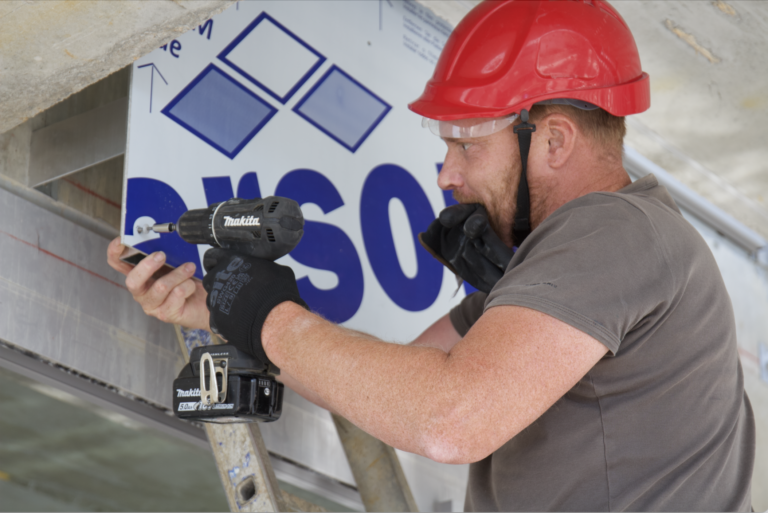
[164,196,304,424]
[163,196,304,261]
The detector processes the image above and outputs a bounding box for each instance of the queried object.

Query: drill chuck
[151,223,175,233]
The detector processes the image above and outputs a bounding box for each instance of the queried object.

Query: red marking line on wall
[0,230,125,290]
[62,178,121,209]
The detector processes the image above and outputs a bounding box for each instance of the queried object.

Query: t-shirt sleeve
[449,291,488,337]
[485,194,674,355]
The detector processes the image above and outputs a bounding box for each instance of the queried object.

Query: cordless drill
[150,196,304,424]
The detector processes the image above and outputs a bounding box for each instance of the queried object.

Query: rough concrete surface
[614,1,768,241]
[0,65,130,187]
[0,117,35,185]
[0,0,236,134]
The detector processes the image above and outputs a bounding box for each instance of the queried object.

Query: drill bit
[151,223,176,233]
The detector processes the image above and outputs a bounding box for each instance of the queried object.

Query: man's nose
[437,149,464,192]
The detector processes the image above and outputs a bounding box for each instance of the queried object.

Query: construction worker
[108,0,755,510]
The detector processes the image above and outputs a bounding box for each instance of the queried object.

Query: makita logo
[177,388,201,398]
[224,215,260,227]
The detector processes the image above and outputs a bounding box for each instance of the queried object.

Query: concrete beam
[29,97,128,187]
[0,0,236,134]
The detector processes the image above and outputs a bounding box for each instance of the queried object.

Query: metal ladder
[175,326,418,512]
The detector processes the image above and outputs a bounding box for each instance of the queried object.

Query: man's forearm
[276,371,335,413]
[278,313,460,415]
[409,313,462,352]
[261,302,453,459]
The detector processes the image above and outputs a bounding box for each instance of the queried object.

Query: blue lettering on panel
[198,19,213,40]
[275,170,364,323]
[361,164,442,311]
[202,176,235,205]
[125,178,203,279]
[202,173,263,204]
[170,40,182,58]
[237,172,262,199]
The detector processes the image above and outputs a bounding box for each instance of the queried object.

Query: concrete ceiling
[0,0,235,133]
[1,0,766,241]
[420,0,768,242]
[617,1,768,241]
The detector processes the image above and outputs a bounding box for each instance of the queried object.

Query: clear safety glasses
[421,113,519,139]
[421,99,600,139]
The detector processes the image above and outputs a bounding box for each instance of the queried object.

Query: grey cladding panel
[29,98,128,187]
[0,186,180,407]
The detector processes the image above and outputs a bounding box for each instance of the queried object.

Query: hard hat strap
[512,109,536,247]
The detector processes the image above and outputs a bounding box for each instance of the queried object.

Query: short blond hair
[529,104,626,156]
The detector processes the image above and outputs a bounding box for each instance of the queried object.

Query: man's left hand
[202,248,307,366]
[419,204,514,293]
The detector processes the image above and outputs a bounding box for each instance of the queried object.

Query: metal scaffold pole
[332,414,419,512]
[175,326,323,513]
[203,421,289,512]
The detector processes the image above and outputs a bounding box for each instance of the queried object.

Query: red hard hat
[409,0,650,120]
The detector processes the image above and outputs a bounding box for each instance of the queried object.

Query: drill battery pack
[172,345,283,423]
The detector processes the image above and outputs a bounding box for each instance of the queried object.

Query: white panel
[124,0,462,353]
[125,2,467,510]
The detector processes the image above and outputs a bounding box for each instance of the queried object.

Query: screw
[264,388,270,396]
[137,226,143,234]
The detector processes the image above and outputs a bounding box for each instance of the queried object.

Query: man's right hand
[107,237,210,331]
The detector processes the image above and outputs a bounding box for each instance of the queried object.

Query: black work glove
[202,248,307,367]
[419,204,515,293]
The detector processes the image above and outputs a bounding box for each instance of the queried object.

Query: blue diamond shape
[162,64,277,159]
[293,65,391,153]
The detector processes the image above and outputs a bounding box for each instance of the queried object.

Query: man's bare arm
[109,236,608,460]
[108,238,463,414]
[262,301,607,464]
[409,313,462,352]
[285,314,460,411]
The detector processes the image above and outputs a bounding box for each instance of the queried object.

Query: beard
[452,169,517,246]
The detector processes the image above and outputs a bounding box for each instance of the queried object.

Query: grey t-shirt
[451,175,755,511]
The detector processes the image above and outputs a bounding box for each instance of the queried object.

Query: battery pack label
[178,401,201,411]
[178,401,235,411]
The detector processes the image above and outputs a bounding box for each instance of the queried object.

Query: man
[108,0,754,510]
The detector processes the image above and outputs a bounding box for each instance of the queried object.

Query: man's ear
[543,114,577,169]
